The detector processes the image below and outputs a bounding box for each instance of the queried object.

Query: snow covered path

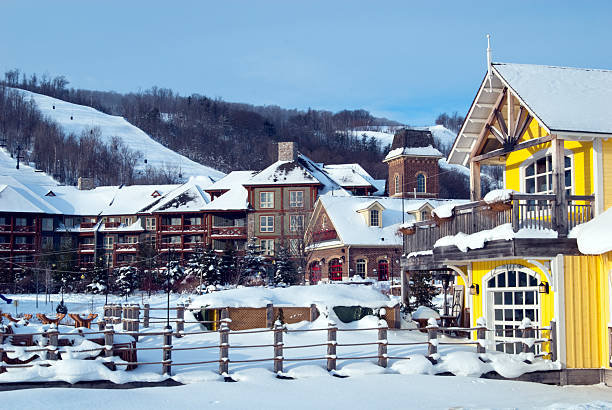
[2,371,612,410]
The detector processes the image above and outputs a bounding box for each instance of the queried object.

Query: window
[309,261,322,284]
[290,215,304,232]
[122,217,133,226]
[64,217,73,227]
[260,192,274,208]
[378,260,389,281]
[41,236,54,249]
[329,258,342,281]
[260,239,275,256]
[170,217,182,226]
[260,215,274,233]
[289,239,301,256]
[163,235,181,244]
[416,173,426,193]
[0,217,5,225]
[290,191,304,207]
[321,215,327,229]
[524,153,572,196]
[42,218,54,231]
[15,218,27,226]
[103,236,115,249]
[369,209,380,227]
[146,217,156,231]
[394,174,400,195]
[60,236,72,247]
[122,236,138,244]
[356,259,366,277]
[420,210,429,221]
[14,236,28,244]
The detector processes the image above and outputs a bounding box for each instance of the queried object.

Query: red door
[309,262,321,284]
[329,259,342,281]
[378,260,389,281]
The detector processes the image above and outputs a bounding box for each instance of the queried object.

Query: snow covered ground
[14,88,225,181]
[0,291,610,408]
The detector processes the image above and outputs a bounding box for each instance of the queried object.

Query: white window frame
[416,173,426,193]
[146,217,156,231]
[356,259,367,277]
[42,218,54,231]
[103,236,115,249]
[15,217,27,226]
[290,214,304,232]
[260,191,274,209]
[369,209,380,227]
[289,190,304,208]
[260,215,274,233]
[289,239,301,256]
[520,148,574,196]
[260,239,275,256]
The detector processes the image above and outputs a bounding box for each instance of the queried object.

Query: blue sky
[1,1,611,125]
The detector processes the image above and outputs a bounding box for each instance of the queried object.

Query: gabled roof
[205,171,256,193]
[323,164,377,188]
[314,196,465,247]
[449,62,612,166]
[0,183,59,214]
[147,180,210,213]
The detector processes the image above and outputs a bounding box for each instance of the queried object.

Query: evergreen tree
[187,247,220,292]
[241,237,267,284]
[86,256,108,294]
[273,244,295,286]
[219,245,237,285]
[164,258,185,292]
[115,266,139,299]
[408,271,438,311]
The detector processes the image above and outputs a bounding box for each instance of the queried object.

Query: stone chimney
[278,142,297,162]
[77,177,95,190]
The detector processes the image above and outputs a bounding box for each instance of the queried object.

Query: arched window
[416,173,426,193]
[377,260,389,281]
[355,259,366,277]
[329,258,342,281]
[394,174,400,195]
[486,264,540,354]
[523,152,572,196]
[309,261,321,284]
[370,209,379,227]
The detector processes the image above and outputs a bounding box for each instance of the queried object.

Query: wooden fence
[0,315,557,378]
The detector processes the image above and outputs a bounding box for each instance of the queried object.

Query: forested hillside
[0,69,479,197]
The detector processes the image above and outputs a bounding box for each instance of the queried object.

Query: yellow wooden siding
[504,118,593,196]
[603,139,612,210]
[563,254,611,368]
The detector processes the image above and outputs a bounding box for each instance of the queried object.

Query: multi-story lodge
[0,142,384,273]
[400,61,612,377]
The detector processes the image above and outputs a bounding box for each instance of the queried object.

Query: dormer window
[416,173,426,193]
[370,209,379,227]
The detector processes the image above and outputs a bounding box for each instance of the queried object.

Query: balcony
[115,243,139,252]
[183,242,205,250]
[183,224,206,232]
[80,221,96,229]
[0,225,11,232]
[159,242,184,251]
[13,225,36,233]
[13,243,35,251]
[0,243,10,251]
[403,193,594,257]
[312,229,338,243]
[211,226,246,238]
[78,243,96,253]
[104,221,121,229]
[160,224,183,232]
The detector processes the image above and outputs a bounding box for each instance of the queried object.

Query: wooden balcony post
[470,161,481,202]
[551,136,568,236]
[550,320,558,362]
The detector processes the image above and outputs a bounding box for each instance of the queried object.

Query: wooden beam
[470,161,481,201]
[488,124,507,145]
[551,135,568,236]
[471,134,554,163]
[507,93,513,140]
[470,88,507,159]
[494,110,509,138]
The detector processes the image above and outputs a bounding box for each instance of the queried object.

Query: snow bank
[188,284,396,309]
[569,206,612,255]
[483,189,515,204]
[432,203,455,219]
[434,223,558,252]
[411,306,440,320]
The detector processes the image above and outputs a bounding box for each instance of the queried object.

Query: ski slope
[349,125,456,154]
[15,88,225,181]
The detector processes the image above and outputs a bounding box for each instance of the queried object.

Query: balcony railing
[160,224,183,232]
[312,229,338,243]
[183,224,206,232]
[183,242,205,250]
[115,243,139,252]
[0,225,11,232]
[104,221,121,229]
[0,243,10,251]
[13,243,35,251]
[211,226,246,237]
[13,225,36,233]
[80,221,96,229]
[403,194,594,254]
[78,243,95,253]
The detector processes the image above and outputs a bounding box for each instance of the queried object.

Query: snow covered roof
[0,182,61,214]
[205,171,256,192]
[450,62,612,166]
[147,180,210,213]
[323,164,377,188]
[315,196,463,247]
[384,145,443,161]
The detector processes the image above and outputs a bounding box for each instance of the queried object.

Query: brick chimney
[278,142,297,162]
[77,177,95,190]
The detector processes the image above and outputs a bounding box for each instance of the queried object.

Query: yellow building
[402,62,612,377]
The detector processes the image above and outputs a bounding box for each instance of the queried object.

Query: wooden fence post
[0,327,4,373]
[266,303,274,328]
[219,320,230,375]
[176,303,185,337]
[122,305,129,332]
[104,327,114,355]
[550,320,558,362]
[522,319,535,354]
[327,321,337,371]
[47,325,59,360]
[476,317,487,354]
[273,321,284,374]
[143,303,150,328]
[309,304,318,322]
[393,304,401,330]
[378,319,388,368]
[426,318,438,362]
[162,325,173,376]
[103,304,112,323]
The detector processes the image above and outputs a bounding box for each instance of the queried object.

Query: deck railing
[404,193,594,254]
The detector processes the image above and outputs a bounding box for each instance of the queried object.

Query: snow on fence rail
[0,312,556,378]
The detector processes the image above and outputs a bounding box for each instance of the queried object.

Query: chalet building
[383,130,443,199]
[304,196,462,284]
[401,61,612,377]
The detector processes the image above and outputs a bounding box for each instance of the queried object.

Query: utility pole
[15,145,23,170]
